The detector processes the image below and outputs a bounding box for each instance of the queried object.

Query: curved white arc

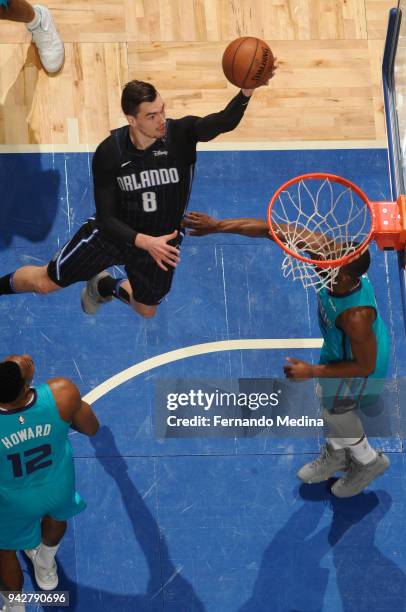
[83,338,323,404]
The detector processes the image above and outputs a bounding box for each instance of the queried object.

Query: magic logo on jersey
[117,168,180,192]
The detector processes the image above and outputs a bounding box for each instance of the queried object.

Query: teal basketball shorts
[316,376,385,413]
[0,481,86,550]
[0,1,9,8]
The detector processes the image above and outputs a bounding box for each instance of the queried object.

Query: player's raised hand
[136,230,180,271]
[183,212,219,236]
[283,357,314,381]
[242,57,278,95]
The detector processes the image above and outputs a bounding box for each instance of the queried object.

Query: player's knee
[35,273,60,295]
[131,300,157,318]
[138,308,156,319]
[322,409,364,440]
[36,281,53,294]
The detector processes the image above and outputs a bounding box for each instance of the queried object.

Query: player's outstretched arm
[183,212,269,237]
[193,91,252,142]
[193,61,277,141]
[270,222,337,255]
[48,378,100,436]
[184,213,332,252]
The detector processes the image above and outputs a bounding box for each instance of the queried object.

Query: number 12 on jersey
[7,444,52,477]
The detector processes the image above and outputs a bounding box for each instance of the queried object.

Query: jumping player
[0,2,64,73]
[183,211,390,498]
[0,354,99,610]
[0,78,275,319]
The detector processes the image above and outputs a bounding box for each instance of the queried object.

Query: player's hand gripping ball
[222,36,275,88]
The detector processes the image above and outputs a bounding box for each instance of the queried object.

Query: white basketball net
[270,178,372,291]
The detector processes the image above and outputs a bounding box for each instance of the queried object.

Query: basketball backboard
[383,1,406,331]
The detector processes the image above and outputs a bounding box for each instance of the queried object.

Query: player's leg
[0,550,23,592]
[25,516,66,591]
[0,220,121,301]
[81,246,178,318]
[0,550,26,612]
[299,344,391,492]
[298,383,389,494]
[25,473,86,592]
[81,271,158,318]
[115,278,158,318]
[41,514,67,546]
[297,381,354,483]
[112,256,174,318]
[0,266,62,295]
[0,0,34,22]
[0,506,37,612]
[0,1,64,73]
[325,409,390,498]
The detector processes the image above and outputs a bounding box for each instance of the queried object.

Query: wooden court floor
[0,0,395,145]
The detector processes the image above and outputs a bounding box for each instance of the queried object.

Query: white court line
[82,338,323,404]
[0,140,387,154]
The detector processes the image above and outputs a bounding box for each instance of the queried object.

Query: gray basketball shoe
[331,452,390,498]
[81,271,114,315]
[25,545,58,590]
[28,5,65,73]
[297,444,349,484]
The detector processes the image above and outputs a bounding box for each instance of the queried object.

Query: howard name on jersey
[1,424,52,449]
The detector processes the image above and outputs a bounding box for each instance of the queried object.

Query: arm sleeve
[92,138,138,246]
[192,91,251,142]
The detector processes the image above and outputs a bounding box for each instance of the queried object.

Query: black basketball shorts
[47,218,181,306]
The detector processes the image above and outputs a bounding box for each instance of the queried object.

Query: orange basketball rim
[267,172,406,269]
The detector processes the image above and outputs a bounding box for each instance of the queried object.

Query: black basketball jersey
[110,120,196,237]
[92,92,251,246]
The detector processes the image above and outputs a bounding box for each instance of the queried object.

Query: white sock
[328,436,359,450]
[36,542,60,569]
[347,435,377,464]
[26,7,42,30]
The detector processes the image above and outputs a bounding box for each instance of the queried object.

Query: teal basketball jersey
[317,274,389,378]
[0,383,74,490]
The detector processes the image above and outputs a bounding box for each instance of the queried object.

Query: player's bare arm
[184,212,270,237]
[184,212,334,253]
[47,378,99,436]
[284,306,377,380]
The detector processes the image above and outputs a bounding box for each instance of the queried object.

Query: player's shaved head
[0,360,24,404]
[121,80,158,117]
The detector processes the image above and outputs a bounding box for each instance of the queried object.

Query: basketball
[222,37,274,89]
